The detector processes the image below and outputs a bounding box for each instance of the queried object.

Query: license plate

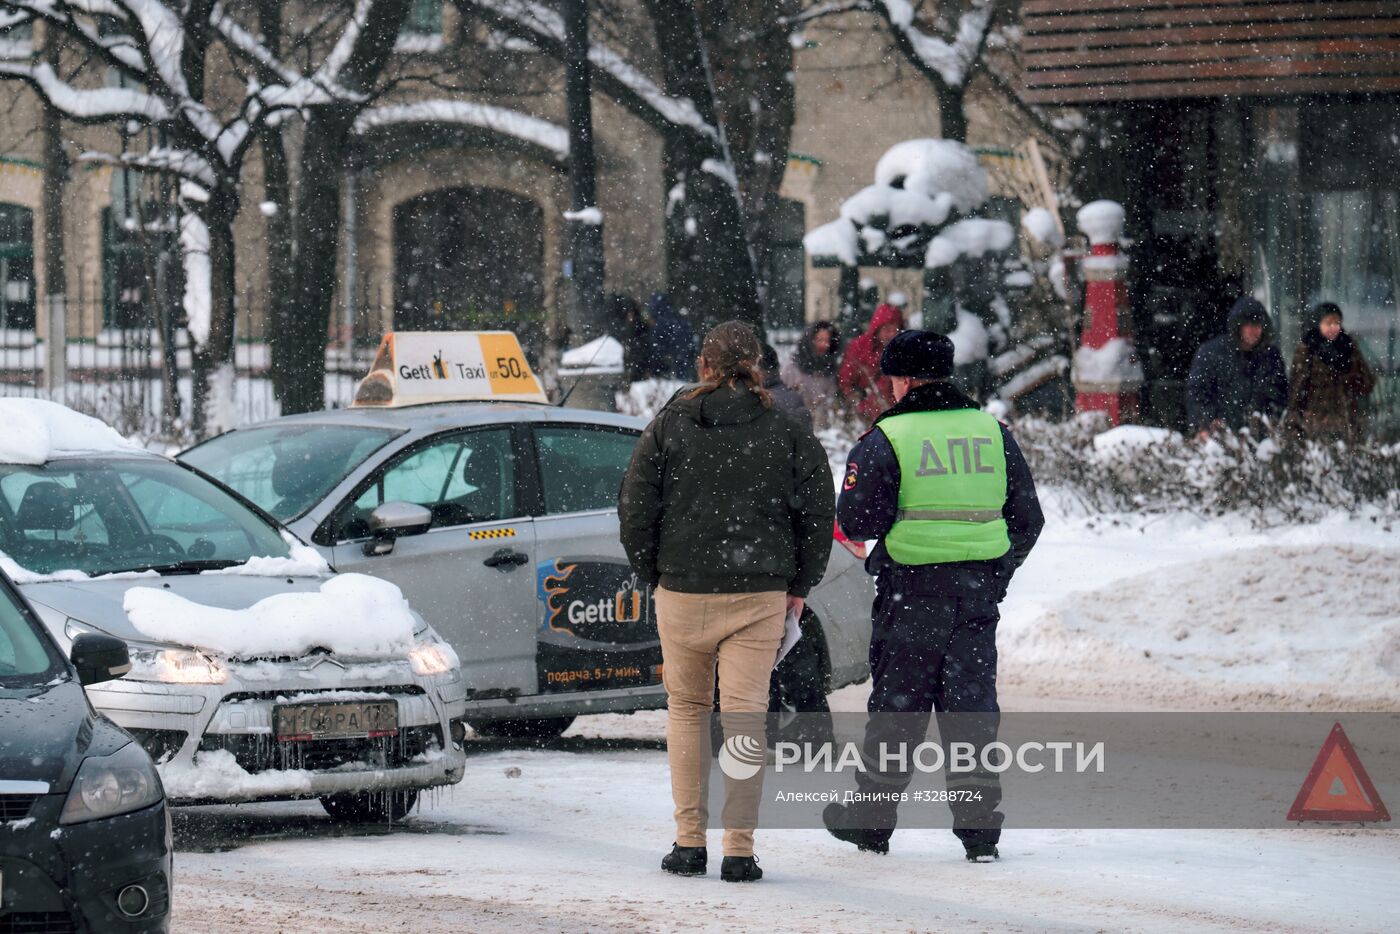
[274,701,398,741]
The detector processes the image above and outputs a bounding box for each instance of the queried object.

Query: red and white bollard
[1071,200,1143,425]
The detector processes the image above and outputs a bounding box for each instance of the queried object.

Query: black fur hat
[880,330,955,379]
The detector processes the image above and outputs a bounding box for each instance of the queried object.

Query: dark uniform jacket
[837,382,1044,599]
[619,382,835,597]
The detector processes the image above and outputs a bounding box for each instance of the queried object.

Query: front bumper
[1,797,171,933]
[88,657,468,805]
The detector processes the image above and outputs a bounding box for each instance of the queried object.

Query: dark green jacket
[618,383,835,597]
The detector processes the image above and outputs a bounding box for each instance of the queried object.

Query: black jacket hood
[1226,296,1276,349]
[668,382,771,428]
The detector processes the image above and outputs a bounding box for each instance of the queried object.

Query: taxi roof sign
[352,331,548,407]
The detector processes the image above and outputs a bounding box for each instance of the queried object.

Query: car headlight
[408,641,459,676]
[60,742,163,825]
[132,648,227,684]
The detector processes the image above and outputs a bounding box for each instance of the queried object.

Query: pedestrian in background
[1286,302,1376,443]
[646,293,697,380]
[619,320,835,883]
[760,342,813,432]
[782,321,842,430]
[824,330,1043,863]
[839,302,905,423]
[1186,296,1289,438]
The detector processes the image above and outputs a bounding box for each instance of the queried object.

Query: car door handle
[483,548,529,571]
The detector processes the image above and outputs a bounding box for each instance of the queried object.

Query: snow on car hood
[25,573,420,659]
[123,574,419,659]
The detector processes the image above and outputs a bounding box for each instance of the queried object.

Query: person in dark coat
[619,320,834,882]
[1185,296,1289,438]
[823,330,1043,863]
[1286,302,1376,443]
[646,293,697,380]
[760,342,813,432]
[612,293,657,382]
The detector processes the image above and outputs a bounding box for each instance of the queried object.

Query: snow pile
[1002,541,1400,709]
[0,399,140,464]
[1021,206,1064,248]
[124,574,419,659]
[203,533,331,578]
[1072,338,1145,387]
[352,101,568,159]
[1092,425,1176,458]
[560,335,624,375]
[563,206,603,225]
[948,309,990,364]
[615,378,688,420]
[1076,199,1125,245]
[159,749,313,800]
[839,185,954,229]
[874,138,988,213]
[802,220,859,266]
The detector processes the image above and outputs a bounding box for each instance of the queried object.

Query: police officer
[823,330,1044,862]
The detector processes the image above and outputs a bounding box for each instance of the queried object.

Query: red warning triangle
[1287,722,1390,822]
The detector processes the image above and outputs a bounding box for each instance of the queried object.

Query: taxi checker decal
[469,527,516,540]
[535,560,653,638]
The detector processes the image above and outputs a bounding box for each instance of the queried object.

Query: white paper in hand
[775,608,802,669]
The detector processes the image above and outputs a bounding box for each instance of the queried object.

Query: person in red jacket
[839,302,905,423]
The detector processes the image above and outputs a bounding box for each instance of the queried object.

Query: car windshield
[0,457,291,577]
[181,424,400,522]
[0,581,62,686]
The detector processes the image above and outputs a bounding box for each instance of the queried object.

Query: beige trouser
[655,587,785,857]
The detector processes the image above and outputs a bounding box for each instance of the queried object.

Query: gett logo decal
[541,560,579,630]
[537,561,650,635]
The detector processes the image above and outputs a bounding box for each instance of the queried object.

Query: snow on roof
[353,101,568,159]
[560,335,624,374]
[0,399,140,465]
[874,139,988,213]
[124,573,420,659]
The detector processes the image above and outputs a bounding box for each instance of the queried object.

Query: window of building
[397,0,444,51]
[0,203,35,332]
[101,203,178,331]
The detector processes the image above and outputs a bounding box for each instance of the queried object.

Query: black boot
[661,843,708,876]
[822,802,890,855]
[720,855,763,882]
[964,843,999,863]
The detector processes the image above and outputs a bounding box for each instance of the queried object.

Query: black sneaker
[661,843,708,876]
[822,803,890,855]
[720,855,763,882]
[964,843,1000,863]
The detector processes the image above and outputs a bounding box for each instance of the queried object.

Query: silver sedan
[181,403,874,738]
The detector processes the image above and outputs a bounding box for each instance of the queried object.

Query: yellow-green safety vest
[876,409,1011,565]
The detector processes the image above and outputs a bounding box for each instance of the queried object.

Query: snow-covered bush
[1017,415,1400,527]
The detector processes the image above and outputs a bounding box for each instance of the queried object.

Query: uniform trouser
[851,586,1004,848]
[655,587,785,857]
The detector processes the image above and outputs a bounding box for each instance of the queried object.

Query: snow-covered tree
[804,137,1026,399]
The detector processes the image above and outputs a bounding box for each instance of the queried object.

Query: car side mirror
[70,633,132,686]
[364,501,433,556]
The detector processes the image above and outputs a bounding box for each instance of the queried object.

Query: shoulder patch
[843,463,859,490]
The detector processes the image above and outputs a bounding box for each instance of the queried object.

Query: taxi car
[181,352,875,740]
[1,567,171,932]
[1,400,467,821]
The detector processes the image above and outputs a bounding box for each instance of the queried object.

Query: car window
[0,459,289,577]
[0,582,61,685]
[333,429,515,539]
[535,426,639,515]
[181,424,399,522]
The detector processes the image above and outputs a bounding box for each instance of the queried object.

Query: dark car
[0,570,171,933]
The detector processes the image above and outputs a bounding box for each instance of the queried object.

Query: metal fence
[0,295,382,444]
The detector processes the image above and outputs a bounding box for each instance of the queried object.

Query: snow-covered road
[169,512,1399,931]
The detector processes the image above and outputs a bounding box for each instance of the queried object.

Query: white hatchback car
[0,401,467,821]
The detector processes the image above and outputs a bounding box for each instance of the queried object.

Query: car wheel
[468,716,576,741]
[319,789,419,822]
